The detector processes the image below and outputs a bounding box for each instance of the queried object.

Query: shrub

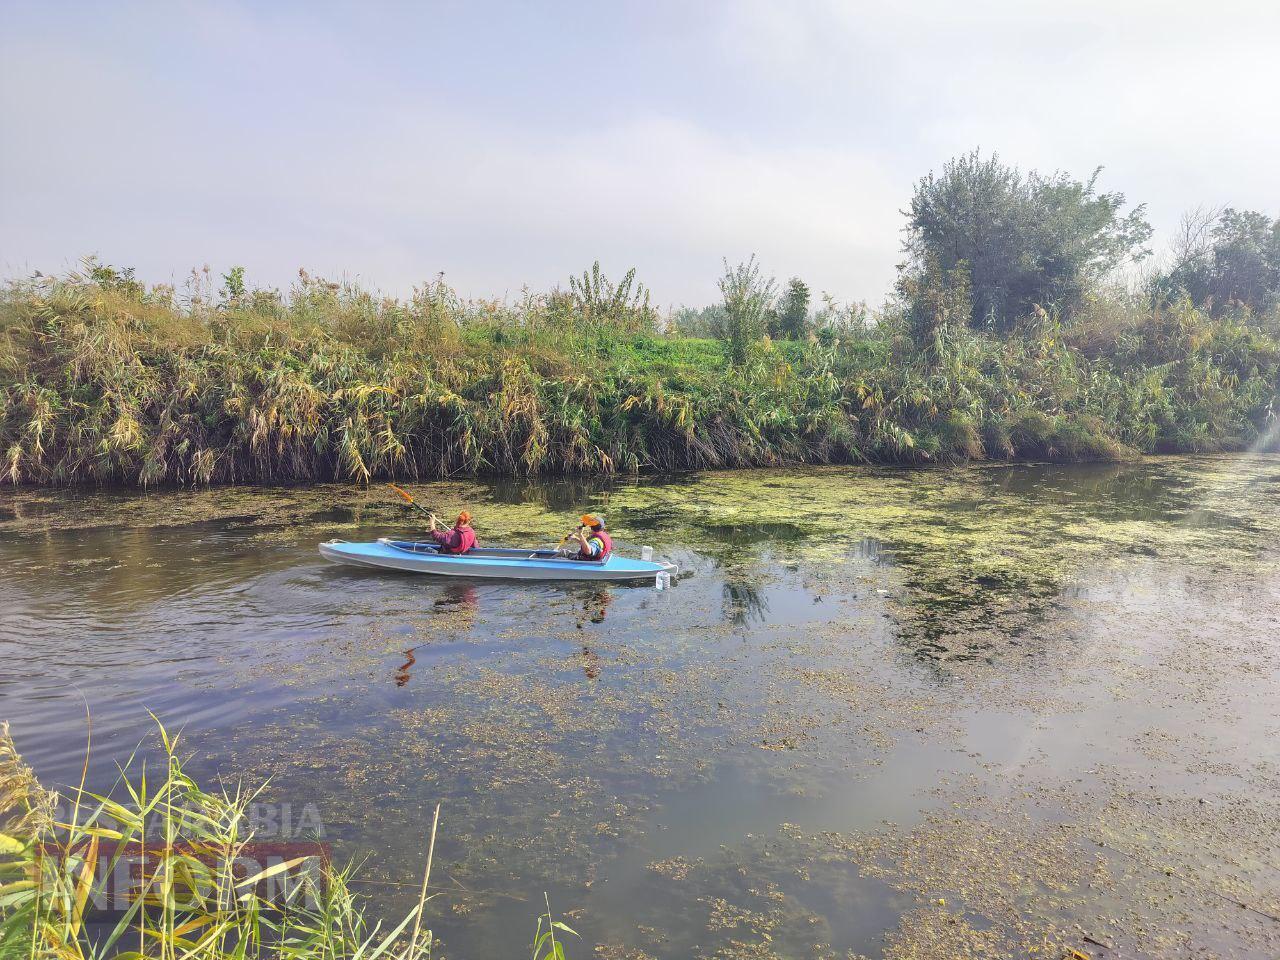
[937,410,984,461]
[567,261,657,333]
[717,257,776,365]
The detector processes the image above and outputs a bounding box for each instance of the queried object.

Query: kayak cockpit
[378,539,607,563]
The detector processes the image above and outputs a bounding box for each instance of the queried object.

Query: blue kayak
[319,538,677,581]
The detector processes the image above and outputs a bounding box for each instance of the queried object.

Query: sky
[2,0,1278,307]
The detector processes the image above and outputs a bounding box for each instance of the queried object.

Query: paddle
[387,483,434,522]
[555,524,586,551]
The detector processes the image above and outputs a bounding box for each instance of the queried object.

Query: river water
[2,458,1279,958]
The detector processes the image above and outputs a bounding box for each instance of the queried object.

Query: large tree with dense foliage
[903,152,1152,332]
[1162,207,1280,314]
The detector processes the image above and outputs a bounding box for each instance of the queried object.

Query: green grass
[0,264,1276,486]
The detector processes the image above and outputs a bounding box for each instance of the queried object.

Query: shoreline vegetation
[0,719,575,960]
[2,153,1278,487]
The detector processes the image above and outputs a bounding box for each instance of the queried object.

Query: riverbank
[2,269,1277,486]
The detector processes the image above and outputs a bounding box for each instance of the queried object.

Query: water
[3,458,1280,958]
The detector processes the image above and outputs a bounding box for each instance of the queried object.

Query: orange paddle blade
[387,483,415,504]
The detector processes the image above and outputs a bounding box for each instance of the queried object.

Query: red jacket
[579,528,612,561]
[431,524,477,554]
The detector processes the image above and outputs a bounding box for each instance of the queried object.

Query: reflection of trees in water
[702,527,1064,673]
[886,546,1066,673]
[697,521,809,547]
[988,460,1206,522]
[712,536,888,627]
[882,459,1262,672]
[850,536,885,564]
[843,462,1239,673]
[4,523,301,621]
[723,579,770,625]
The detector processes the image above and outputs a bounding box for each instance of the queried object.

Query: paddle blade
[388,483,415,505]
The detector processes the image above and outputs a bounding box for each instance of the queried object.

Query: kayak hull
[319,539,677,582]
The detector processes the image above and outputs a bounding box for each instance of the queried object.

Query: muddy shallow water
[3,457,1279,958]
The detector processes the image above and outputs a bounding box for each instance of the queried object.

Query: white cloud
[2,1,1277,305]
[719,1,1280,254]
[0,36,903,304]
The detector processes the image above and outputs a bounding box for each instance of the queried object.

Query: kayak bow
[319,538,677,582]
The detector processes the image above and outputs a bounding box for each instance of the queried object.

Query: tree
[672,304,726,337]
[904,151,1152,332]
[1164,207,1280,313]
[718,256,776,364]
[220,265,246,307]
[770,277,811,340]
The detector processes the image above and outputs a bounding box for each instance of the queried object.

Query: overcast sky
[2,0,1277,307]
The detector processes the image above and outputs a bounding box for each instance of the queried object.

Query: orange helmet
[580,514,603,529]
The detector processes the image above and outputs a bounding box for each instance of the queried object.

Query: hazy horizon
[2,0,1278,307]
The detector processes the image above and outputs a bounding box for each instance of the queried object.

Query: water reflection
[579,646,602,680]
[393,584,480,686]
[393,648,416,687]
[723,580,770,625]
[851,536,886,564]
[433,582,479,614]
[575,587,613,629]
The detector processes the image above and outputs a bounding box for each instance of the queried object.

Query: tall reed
[0,718,443,960]
[0,720,578,960]
[1,263,1276,487]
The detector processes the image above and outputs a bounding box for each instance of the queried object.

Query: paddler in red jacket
[427,510,477,554]
[569,514,612,561]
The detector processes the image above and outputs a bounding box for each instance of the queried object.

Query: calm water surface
[3,458,1279,958]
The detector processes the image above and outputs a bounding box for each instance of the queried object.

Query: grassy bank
[0,264,1277,486]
